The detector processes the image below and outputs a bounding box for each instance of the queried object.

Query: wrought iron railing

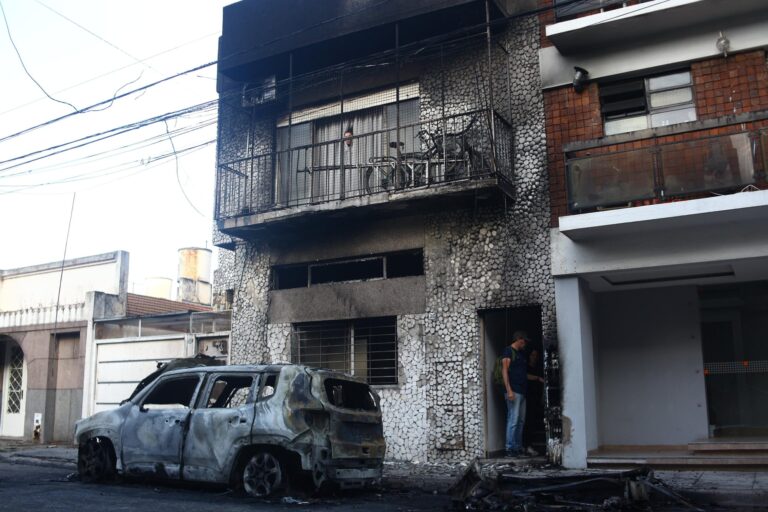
[216,109,512,219]
[566,129,767,212]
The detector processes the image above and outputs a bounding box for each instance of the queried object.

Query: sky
[0,0,235,295]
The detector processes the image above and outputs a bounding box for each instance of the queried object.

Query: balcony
[565,128,767,215]
[546,0,768,55]
[216,109,512,234]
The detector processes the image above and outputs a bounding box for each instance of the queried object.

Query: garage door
[93,337,187,413]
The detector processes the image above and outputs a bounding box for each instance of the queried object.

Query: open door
[481,306,543,457]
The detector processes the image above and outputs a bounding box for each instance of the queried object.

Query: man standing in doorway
[502,330,534,457]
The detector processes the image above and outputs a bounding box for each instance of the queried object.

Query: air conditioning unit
[241,75,276,107]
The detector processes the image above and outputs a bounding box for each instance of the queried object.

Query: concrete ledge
[559,189,768,242]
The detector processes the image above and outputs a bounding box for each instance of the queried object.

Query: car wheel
[242,452,283,498]
[78,438,115,483]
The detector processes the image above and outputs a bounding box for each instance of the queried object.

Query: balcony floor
[218,176,512,240]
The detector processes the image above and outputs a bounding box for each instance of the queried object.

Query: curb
[0,453,76,471]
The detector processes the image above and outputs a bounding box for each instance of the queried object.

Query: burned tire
[242,452,284,498]
[78,437,115,483]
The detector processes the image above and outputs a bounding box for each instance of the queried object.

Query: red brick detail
[692,50,768,120]
[544,82,604,225]
[126,293,211,316]
[544,51,768,227]
[539,0,555,49]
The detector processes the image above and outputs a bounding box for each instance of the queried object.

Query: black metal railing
[216,109,513,219]
[566,130,767,213]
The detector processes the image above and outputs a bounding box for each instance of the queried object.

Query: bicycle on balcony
[363,116,484,195]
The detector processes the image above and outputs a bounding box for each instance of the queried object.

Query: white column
[555,276,598,469]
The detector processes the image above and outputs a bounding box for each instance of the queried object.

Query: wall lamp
[573,66,589,93]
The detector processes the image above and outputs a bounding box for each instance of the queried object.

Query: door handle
[229,415,247,424]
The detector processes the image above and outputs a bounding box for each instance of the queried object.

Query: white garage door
[93,336,187,413]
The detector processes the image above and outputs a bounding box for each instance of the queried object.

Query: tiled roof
[126,293,211,316]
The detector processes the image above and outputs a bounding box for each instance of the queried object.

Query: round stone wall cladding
[213,17,556,464]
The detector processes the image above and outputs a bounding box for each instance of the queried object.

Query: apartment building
[212,0,559,463]
[541,0,768,467]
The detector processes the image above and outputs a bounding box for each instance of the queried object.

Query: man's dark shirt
[503,346,528,395]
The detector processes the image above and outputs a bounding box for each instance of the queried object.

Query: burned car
[74,364,385,497]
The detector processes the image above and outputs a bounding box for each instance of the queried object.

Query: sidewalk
[0,443,765,508]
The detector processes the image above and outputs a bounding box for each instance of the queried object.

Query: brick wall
[544,82,603,224]
[692,50,768,120]
[544,50,768,226]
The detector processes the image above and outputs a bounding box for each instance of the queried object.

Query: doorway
[0,338,27,438]
[700,282,768,438]
[481,306,543,456]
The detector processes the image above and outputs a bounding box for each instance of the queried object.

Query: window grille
[6,347,23,414]
[291,317,398,385]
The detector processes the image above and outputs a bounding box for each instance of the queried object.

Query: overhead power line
[33,0,161,74]
[0,0,606,185]
[0,0,78,111]
[0,100,217,172]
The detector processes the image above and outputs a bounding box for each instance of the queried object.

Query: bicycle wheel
[445,154,467,181]
[364,166,377,194]
[393,164,410,190]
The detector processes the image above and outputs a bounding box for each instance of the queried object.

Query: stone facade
[213,16,557,463]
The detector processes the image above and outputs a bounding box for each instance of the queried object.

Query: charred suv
[74,364,385,497]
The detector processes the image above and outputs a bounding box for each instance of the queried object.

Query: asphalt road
[0,461,450,511]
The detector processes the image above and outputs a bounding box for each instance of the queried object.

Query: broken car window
[206,375,254,408]
[323,378,378,411]
[258,374,278,401]
[142,376,200,410]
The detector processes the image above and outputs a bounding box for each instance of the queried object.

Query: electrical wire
[0,100,217,171]
[0,138,215,195]
[164,118,207,217]
[0,0,626,191]
[0,115,217,179]
[33,0,161,74]
[0,0,78,111]
[0,30,218,118]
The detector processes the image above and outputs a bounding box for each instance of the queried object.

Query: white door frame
[1,341,27,437]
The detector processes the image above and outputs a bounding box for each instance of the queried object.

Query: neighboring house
[541,0,768,467]
[0,252,128,442]
[84,297,230,416]
[213,0,558,463]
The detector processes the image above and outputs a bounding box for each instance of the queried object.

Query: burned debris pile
[449,461,703,511]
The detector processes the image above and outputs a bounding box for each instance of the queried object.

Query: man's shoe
[504,450,521,458]
[525,446,539,456]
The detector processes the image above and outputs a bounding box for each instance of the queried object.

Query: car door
[182,373,258,482]
[120,373,203,479]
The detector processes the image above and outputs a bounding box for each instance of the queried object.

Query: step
[688,439,768,452]
[588,453,768,468]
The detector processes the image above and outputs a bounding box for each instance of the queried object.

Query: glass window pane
[650,106,697,128]
[648,71,691,90]
[604,115,648,136]
[140,315,190,336]
[650,88,693,108]
[95,319,139,339]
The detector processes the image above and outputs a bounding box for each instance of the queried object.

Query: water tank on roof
[177,247,212,305]
[143,277,173,300]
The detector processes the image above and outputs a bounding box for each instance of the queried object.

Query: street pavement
[0,458,448,512]
[0,444,766,510]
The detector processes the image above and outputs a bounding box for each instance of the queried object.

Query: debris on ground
[280,496,310,505]
[449,460,704,511]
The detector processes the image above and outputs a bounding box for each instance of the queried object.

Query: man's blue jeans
[505,393,526,453]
